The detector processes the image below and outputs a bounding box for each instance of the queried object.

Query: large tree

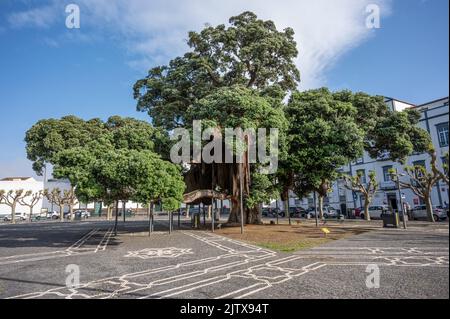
[282,89,431,219]
[90,149,185,233]
[285,88,365,218]
[133,11,299,225]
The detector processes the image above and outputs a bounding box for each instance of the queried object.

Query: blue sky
[0,0,448,179]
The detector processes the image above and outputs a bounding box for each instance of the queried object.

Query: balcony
[380,181,396,190]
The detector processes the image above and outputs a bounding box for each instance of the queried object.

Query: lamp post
[395,168,407,230]
[239,163,244,234]
[314,191,318,227]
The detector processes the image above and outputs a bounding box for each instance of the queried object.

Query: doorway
[387,193,398,212]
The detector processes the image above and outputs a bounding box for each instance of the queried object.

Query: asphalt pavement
[0,218,448,299]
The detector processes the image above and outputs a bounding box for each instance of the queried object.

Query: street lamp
[395,168,407,230]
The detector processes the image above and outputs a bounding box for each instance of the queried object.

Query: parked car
[73,210,90,219]
[3,212,28,222]
[118,209,134,217]
[354,207,364,218]
[411,205,448,221]
[289,207,306,218]
[47,211,60,219]
[435,205,450,217]
[262,208,284,217]
[32,211,49,221]
[323,206,339,219]
[360,205,389,220]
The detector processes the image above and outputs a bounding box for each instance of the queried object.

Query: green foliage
[286,88,365,190]
[332,91,431,163]
[246,173,279,209]
[53,148,186,211]
[25,116,169,175]
[367,109,431,163]
[133,11,300,130]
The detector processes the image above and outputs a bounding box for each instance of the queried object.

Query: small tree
[343,171,378,221]
[390,149,442,222]
[44,188,67,222]
[1,189,32,224]
[19,191,42,222]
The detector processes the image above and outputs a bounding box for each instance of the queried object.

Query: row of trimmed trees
[343,150,449,222]
[0,188,77,223]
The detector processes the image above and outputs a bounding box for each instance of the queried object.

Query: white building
[0,177,44,215]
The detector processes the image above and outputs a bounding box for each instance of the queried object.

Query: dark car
[262,208,284,217]
[288,207,306,218]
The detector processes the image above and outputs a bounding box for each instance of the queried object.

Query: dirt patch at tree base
[215,222,372,252]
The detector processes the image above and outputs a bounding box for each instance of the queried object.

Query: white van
[3,212,29,222]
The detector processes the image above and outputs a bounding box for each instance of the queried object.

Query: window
[436,123,449,147]
[413,160,426,178]
[383,165,393,182]
[356,169,366,184]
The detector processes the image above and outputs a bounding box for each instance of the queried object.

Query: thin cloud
[8,3,60,29]
[7,0,392,89]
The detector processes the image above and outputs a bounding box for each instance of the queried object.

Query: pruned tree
[44,188,67,221]
[343,171,379,221]
[390,149,442,222]
[19,191,43,222]
[1,189,32,224]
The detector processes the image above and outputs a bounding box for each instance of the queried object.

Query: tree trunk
[186,205,190,218]
[123,201,126,223]
[11,204,16,224]
[425,195,434,222]
[114,200,119,235]
[228,163,241,224]
[60,204,64,222]
[69,204,74,221]
[318,195,324,219]
[227,162,260,225]
[107,205,112,221]
[284,198,290,225]
[29,206,33,222]
[363,196,371,221]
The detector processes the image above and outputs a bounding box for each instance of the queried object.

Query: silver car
[411,205,447,221]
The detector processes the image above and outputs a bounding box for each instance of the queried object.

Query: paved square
[0,219,448,299]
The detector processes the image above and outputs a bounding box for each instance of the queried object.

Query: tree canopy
[133,11,300,130]
[25,116,170,175]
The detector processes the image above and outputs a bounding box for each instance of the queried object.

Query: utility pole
[314,191,319,228]
[396,168,407,230]
[239,163,244,234]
